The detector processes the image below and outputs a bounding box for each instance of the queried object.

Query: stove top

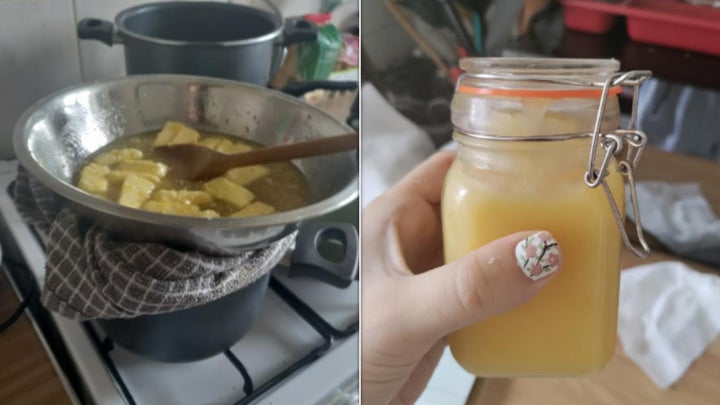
[0,160,359,405]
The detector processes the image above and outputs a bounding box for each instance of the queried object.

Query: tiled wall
[0,0,80,160]
[0,0,323,160]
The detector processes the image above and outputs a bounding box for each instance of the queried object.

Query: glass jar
[442,58,651,376]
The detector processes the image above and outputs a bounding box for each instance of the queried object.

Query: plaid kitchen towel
[13,167,295,321]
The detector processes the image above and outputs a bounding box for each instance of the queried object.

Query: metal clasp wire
[585,70,652,258]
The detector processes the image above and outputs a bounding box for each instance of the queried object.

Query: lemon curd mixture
[75,122,309,218]
[443,94,624,376]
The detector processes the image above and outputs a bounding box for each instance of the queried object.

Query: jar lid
[459,57,620,76]
[458,57,622,98]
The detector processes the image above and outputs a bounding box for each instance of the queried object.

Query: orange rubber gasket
[457,85,623,98]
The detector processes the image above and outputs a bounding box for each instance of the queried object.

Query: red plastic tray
[624,0,720,56]
[561,0,624,34]
[561,0,720,56]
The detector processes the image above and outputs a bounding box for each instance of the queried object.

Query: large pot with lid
[77,0,317,85]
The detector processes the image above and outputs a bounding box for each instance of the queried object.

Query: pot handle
[283,17,318,46]
[288,222,358,289]
[78,18,121,46]
[269,18,318,80]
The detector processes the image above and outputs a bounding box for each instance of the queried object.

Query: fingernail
[515,231,562,281]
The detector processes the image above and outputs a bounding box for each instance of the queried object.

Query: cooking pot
[13,74,358,253]
[77,1,317,85]
[98,221,358,363]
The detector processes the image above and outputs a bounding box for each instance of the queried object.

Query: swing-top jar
[442,58,651,376]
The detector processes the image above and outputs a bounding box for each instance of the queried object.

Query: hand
[361,151,561,405]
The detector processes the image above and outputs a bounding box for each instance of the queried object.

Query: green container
[297,23,342,81]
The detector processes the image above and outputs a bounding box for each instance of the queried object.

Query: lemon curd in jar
[442,58,625,376]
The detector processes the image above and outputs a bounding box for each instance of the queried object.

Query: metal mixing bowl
[13,75,358,252]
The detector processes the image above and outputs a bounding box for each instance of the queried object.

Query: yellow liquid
[77,132,310,216]
[442,154,624,376]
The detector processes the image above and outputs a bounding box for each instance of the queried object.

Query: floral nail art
[515,231,562,280]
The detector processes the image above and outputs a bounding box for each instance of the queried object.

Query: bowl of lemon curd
[442,58,651,376]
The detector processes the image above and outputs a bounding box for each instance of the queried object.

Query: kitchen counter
[0,271,72,404]
[468,146,720,405]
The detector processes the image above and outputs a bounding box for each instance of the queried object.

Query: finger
[401,230,562,346]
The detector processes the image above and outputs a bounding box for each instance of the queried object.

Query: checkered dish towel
[13,167,295,321]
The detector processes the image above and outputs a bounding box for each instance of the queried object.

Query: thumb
[404,231,562,345]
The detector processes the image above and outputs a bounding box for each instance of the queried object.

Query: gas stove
[0,160,359,405]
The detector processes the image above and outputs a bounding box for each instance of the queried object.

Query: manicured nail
[515,231,562,281]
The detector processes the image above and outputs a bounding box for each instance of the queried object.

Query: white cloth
[627,181,720,266]
[618,261,720,388]
[628,182,720,254]
[360,83,435,207]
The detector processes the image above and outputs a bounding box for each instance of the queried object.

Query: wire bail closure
[584,70,652,258]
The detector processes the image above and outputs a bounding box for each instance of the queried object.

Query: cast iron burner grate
[7,180,358,405]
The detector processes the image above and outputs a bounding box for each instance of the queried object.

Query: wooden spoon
[154,133,358,181]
